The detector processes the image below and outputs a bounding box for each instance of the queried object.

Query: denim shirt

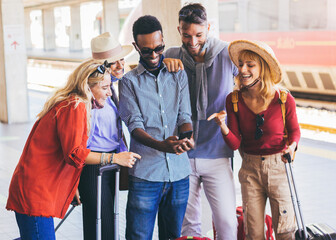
[119,63,192,182]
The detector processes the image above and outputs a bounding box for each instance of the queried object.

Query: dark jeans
[78,164,116,240]
[15,212,55,240]
[126,175,189,240]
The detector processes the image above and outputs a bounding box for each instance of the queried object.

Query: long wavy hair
[37,58,110,130]
[235,50,276,103]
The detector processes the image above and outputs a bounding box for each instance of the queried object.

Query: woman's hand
[113,152,141,168]
[73,188,81,206]
[207,111,230,136]
[208,111,227,126]
[281,142,297,163]
[163,58,184,72]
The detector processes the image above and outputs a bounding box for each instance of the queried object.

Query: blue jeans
[15,212,55,240]
[126,176,189,240]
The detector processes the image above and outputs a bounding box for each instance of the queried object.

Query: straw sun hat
[91,32,133,63]
[228,40,282,84]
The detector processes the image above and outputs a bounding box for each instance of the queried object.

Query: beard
[183,41,206,57]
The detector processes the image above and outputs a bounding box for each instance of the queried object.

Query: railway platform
[1,89,336,239]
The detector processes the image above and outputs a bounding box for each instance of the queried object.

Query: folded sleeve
[119,77,145,133]
[177,71,192,126]
[56,101,90,168]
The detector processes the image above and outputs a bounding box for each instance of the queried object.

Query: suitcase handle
[284,154,308,240]
[96,163,120,240]
[98,163,120,175]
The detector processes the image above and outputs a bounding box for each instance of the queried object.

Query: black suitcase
[284,154,336,240]
[96,164,120,240]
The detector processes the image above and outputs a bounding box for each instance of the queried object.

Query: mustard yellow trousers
[239,152,296,240]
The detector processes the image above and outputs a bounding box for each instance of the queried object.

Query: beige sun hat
[228,40,282,84]
[91,32,133,63]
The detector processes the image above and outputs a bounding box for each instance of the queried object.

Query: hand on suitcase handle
[113,152,141,168]
[283,153,292,163]
[282,142,297,163]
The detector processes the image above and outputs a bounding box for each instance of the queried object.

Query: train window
[286,71,301,88]
[319,73,336,90]
[290,0,327,30]
[218,3,238,32]
[247,0,279,32]
[302,72,318,89]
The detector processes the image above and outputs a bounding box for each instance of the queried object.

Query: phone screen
[179,130,193,139]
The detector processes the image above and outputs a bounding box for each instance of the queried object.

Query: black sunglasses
[103,59,124,68]
[255,114,264,140]
[138,44,165,56]
[89,64,106,78]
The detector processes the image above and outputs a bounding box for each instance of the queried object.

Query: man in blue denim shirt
[119,15,194,240]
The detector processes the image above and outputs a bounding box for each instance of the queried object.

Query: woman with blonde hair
[208,40,300,240]
[6,58,140,240]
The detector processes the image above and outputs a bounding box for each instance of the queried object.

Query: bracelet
[104,153,109,165]
[109,153,115,164]
[100,153,106,166]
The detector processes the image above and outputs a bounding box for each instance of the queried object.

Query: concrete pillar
[142,0,182,48]
[24,10,32,49]
[278,0,290,31]
[327,0,336,30]
[42,8,56,51]
[238,0,248,32]
[102,0,120,36]
[69,4,82,51]
[0,0,29,123]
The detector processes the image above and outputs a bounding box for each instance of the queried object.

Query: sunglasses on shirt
[255,114,264,140]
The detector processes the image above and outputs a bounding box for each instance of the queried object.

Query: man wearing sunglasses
[164,3,238,240]
[119,15,194,240]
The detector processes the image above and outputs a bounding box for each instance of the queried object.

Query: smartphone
[179,130,193,140]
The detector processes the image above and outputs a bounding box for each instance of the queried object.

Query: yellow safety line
[299,123,336,134]
[298,145,336,161]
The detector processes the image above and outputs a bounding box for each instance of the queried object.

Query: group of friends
[6,3,300,240]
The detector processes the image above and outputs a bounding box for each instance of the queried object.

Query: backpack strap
[232,90,239,112]
[279,90,288,143]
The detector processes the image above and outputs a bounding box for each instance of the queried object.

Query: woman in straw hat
[6,57,141,240]
[208,40,300,240]
[78,32,184,240]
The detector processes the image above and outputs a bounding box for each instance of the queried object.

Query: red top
[224,91,300,155]
[6,99,91,218]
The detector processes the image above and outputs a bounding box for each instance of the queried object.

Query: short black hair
[132,15,163,43]
[178,3,207,24]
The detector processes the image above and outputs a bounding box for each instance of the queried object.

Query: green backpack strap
[232,90,239,112]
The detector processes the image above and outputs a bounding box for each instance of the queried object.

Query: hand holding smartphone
[178,130,193,140]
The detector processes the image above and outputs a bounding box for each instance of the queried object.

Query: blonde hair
[235,50,275,102]
[37,59,110,130]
